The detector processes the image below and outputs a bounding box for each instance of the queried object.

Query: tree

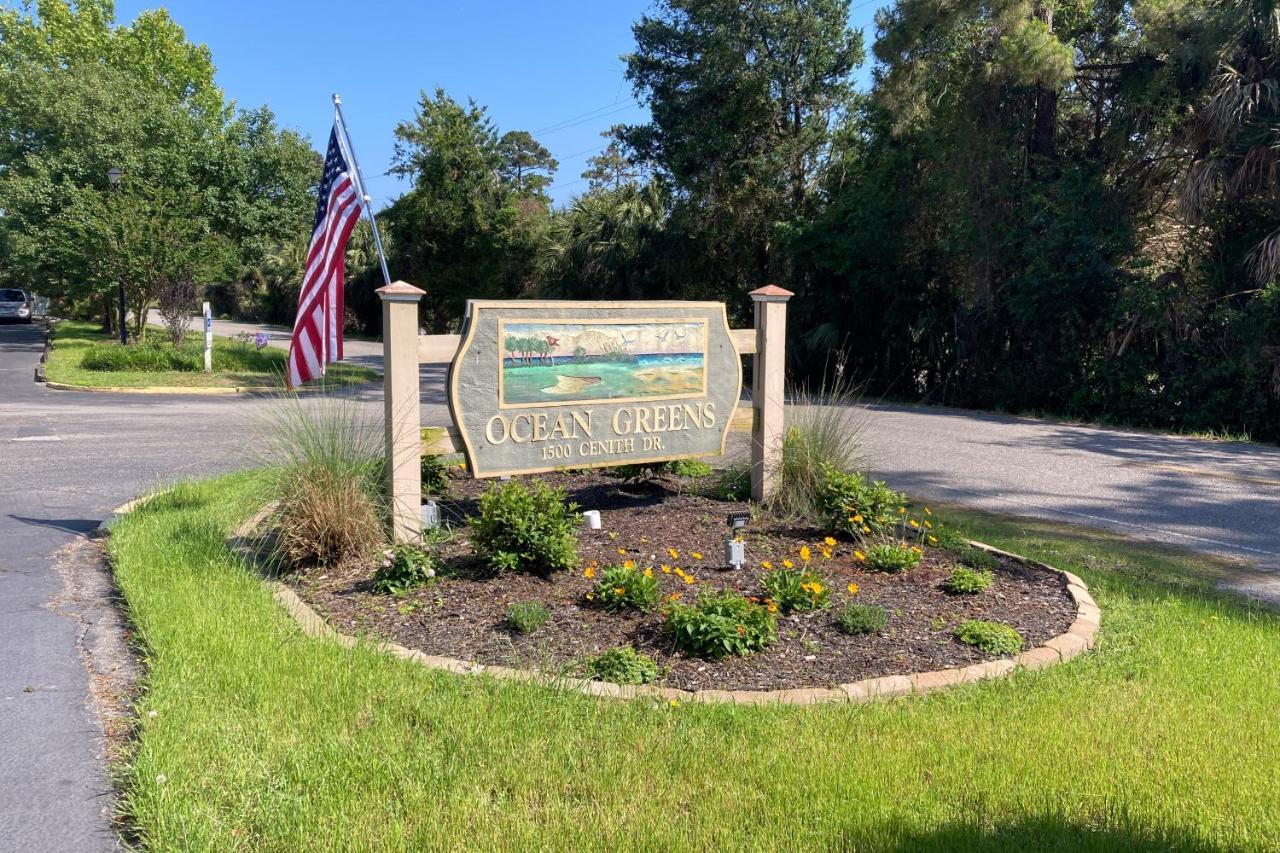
[498,130,558,199]
[385,89,546,331]
[619,0,864,296]
[581,126,639,190]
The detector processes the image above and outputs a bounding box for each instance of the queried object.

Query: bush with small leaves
[865,542,922,573]
[471,480,579,575]
[955,619,1023,655]
[663,589,776,659]
[505,600,550,634]
[835,603,888,635]
[420,454,449,496]
[671,459,714,478]
[818,465,907,538]
[760,565,830,613]
[592,563,661,612]
[943,566,994,594]
[586,646,659,684]
[372,544,436,595]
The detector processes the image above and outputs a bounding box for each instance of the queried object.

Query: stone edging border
[235,501,1101,705]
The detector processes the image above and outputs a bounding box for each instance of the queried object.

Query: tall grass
[766,373,865,521]
[257,395,387,570]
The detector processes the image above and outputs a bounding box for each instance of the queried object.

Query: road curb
[237,503,1101,706]
[43,379,379,396]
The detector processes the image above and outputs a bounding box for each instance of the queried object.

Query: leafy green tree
[498,130,558,199]
[581,126,639,190]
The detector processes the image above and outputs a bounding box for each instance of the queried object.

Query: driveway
[2,317,1278,849]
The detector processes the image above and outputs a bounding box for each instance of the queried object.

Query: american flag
[286,126,363,387]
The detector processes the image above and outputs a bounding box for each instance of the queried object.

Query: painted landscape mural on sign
[499,319,707,407]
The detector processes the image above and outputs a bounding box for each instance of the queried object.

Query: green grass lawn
[45,321,378,389]
[107,472,1280,851]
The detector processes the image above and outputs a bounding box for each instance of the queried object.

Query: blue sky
[108,0,883,209]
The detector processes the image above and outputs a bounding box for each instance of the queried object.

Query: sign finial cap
[749,284,794,302]
[376,280,426,301]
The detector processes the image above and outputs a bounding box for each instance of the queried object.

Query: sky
[105,0,884,210]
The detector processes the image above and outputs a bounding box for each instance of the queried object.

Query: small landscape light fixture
[420,499,440,530]
[582,509,602,530]
[724,511,750,570]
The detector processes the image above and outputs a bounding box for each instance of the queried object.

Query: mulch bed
[287,470,1076,692]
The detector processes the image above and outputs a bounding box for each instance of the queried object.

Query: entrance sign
[449,301,741,478]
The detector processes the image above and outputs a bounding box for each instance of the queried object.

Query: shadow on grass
[841,816,1243,852]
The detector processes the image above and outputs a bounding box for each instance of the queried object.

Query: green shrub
[592,563,661,612]
[943,566,994,594]
[586,646,659,684]
[420,455,449,496]
[663,589,777,659]
[959,547,999,571]
[760,564,830,613]
[81,340,202,372]
[608,458,713,481]
[818,466,907,537]
[835,603,888,635]
[865,542,922,573]
[505,600,550,634]
[709,463,751,501]
[372,544,437,594]
[471,480,579,575]
[955,620,1023,655]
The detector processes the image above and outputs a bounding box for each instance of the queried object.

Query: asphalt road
[2,318,1278,850]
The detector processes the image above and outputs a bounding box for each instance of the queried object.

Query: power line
[534,102,641,139]
[532,98,640,136]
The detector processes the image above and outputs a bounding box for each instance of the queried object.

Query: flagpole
[332,93,392,287]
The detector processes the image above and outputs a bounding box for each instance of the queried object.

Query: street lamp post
[107,167,126,344]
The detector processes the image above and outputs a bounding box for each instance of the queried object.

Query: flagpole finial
[332,93,342,106]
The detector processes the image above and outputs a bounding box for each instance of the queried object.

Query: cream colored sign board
[449,300,741,478]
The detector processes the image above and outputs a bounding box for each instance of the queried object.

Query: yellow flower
[667,547,679,559]
[862,525,871,534]
[683,574,695,585]
[584,566,596,579]
[909,519,920,529]
[923,520,933,529]
[691,552,703,560]
[924,507,932,516]
[767,603,778,613]
[585,592,595,600]
[847,582,859,595]
[854,550,867,561]
[617,548,627,555]
[823,536,837,547]
[762,561,774,570]
[623,559,635,570]
[928,535,938,544]
[782,559,794,569]
[821,548,833,559]
[852,514,864,523]
[811,582,824,595]
[911,546,922,554]
[661,564,672,574]
[799,545,811,562]
[643,567,654,578]
[898,507,906,515]
[614,587,626,595]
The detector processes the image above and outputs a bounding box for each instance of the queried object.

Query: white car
[0,288,33,323]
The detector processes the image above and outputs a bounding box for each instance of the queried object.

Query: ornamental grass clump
[955,619,1023,655]
[505,600,550,635]
[760,564,830,613]
[663,589,776,659]
[943,566,994,594]
[259,396,386,571]
[765,374,865,521]
[586,646,659,684]
[471,480,579,575]
[835,603,888,635]
[591,562,661,612]
[865,541,922,573]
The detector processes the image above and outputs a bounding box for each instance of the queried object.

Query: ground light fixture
[420,499,440,530]
[725,510,750,570]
